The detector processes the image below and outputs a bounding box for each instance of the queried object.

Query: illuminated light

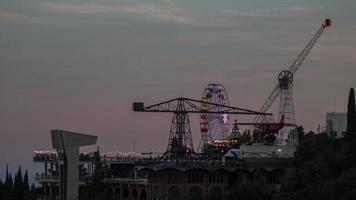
[201,114,208,120]
[202,104,209,109]
[223,114,229,124]
[277,149,282,152]
[201,127,208,132]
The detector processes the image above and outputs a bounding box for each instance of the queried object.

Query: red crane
[252,19,331,145]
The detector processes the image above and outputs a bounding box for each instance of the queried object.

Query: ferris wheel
[199,84,230,152]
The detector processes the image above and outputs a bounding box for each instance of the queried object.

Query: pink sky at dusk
[1,0,355,180]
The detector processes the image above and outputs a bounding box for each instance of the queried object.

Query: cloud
[0,11,75,27]
[311,44,356,63]
[38,2,194,25]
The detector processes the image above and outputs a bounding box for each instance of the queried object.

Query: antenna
[133,138,136,152]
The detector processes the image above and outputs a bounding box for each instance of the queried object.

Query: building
[139,157,296,200]
[33,149,297,200]
[33,128,297,200]
[33,151,150,200]
[326,112,347,138]
[225,144,296,159]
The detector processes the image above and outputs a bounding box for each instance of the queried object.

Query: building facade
[139,158,296,200]
[33,151,149,200]
[326,112,347,138]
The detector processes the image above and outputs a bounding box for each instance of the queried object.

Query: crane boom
[289,20,331,74]
[133,97,271,159]
[254,19,331,123]
[134,97,271,115]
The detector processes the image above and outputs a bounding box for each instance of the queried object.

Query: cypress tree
[5,165,9,185]
[14,166,24,200]
[7,174,14,200]
[92,146,104,199]
[8,174,13,191]
[347,88,356,134]
[23,170,29,192]
[0,178,3,200]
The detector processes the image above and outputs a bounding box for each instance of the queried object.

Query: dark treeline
[226,88,356,200]
[0,166,36,200]
[289,127,356,200]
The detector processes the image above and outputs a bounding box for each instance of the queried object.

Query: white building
[224,144,296,159]
[326,112,347,138]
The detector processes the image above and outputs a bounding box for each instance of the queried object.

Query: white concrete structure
[326,112,347,138]
[225,144,296,159]
[51,130,97,200]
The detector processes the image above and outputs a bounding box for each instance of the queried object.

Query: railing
[102,177,148,184]
[33,153,93,162]
[36,195,59,200]
[35,173,92,182]
[33,152,162,163]
[33,152,294,168]
[35,174,59,181]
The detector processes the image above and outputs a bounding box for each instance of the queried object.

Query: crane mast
[254,19,331,123]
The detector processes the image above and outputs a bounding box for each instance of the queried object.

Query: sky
[0,0,355,180]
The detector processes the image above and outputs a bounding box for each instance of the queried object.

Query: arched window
[123,188,129,200]
[188,186,203,200]
[132,189,138,200]
[115,188,120,199]
[209,186,223,200]
[140,189,147,200]
[153,186,160,200]
[106,188,113,200]
[168,186,181,200]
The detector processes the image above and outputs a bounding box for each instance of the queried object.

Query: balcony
[33,151,94,163]
[35,173,92,183]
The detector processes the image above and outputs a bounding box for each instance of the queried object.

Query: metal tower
[167,100,194,159]
[133,97,271,159]
[277,70,297,145]
[253,19,331,146]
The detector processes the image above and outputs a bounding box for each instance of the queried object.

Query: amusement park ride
[133,19,332,159]
[133,98,270,159]
[199,84,230,152]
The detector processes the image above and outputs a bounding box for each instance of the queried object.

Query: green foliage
[241,130,251,144]
[14,166,24,200]
[337,168,356,200]
[23,171,29,193]
[290,121,356,200]
[1,166,36,200]
[86,147,106,200]
[347,88,356,134]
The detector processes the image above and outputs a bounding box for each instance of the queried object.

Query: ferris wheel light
[199,83,230,152]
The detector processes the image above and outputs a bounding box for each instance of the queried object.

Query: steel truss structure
[133,97,270,159]
[254,19,331,146]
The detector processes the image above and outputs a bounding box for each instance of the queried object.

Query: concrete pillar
[45,162,48,176]
[49,183,52,200]
[51,130,97,200]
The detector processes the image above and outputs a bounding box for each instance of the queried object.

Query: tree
[347,88,356,134]
[6,174,14,200]
[0,178,3,200]
[14,166,24,200]
[23,170,29,192]
[241,130,252,144]
[89,147,105,200]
